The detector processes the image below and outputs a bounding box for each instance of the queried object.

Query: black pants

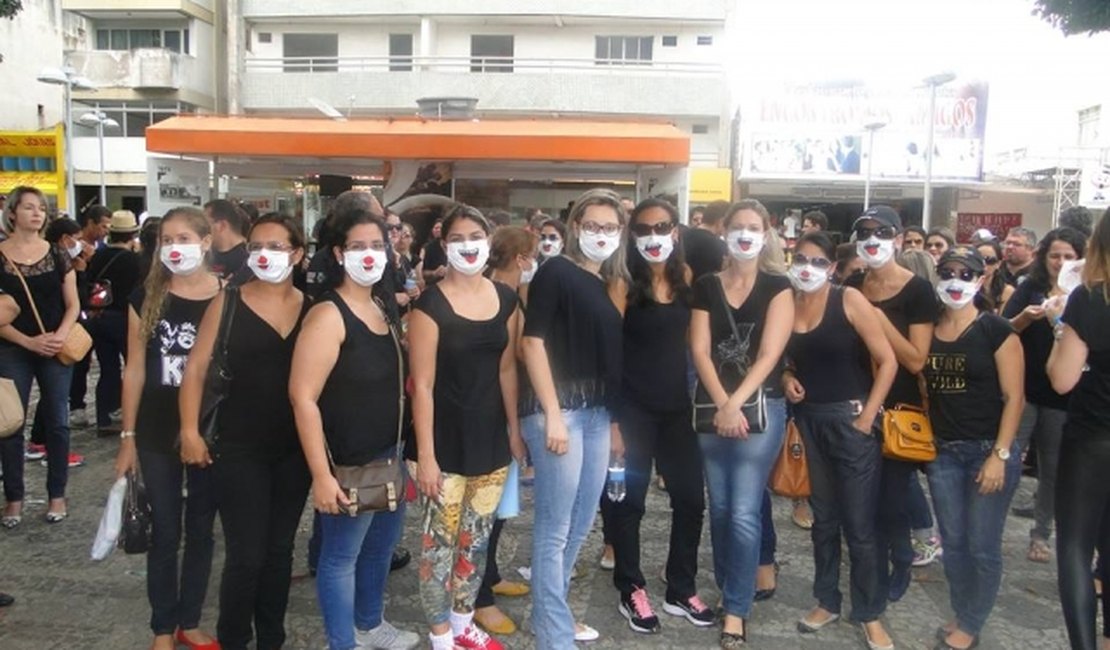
[139,448,217,636]
[87,309,127,427]
[795,402,885,623]
[475,518,507,608]
[1056,432,1110,649]
[608,403,705,600]
[213,446,311,650]
[876,457,915,593]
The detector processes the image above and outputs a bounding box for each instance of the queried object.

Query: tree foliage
[0,0,22,20]
[1034,0,1110,35]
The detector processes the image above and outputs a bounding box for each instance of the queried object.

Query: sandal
[792,500,814,530]
[1028,538,1051,564]
[45,511,68,524]
[1,514,20,529]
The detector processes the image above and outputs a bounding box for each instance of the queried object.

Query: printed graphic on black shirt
[926,352,967,393]
[156,319,198,387]
[717,321,755,390]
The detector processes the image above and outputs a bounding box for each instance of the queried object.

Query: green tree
[0,0,23,19]
[1034,0,1110,35]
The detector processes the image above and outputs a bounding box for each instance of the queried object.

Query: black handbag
[198,286,239,447]
[692,275,767,433]
[120,463,152,555]
[324,297,407,515]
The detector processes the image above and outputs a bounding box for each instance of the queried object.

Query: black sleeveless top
[317,291,402,466]
[216,290,309,457]
[786,287,872,404]
[622,298,691,412]
[0,246,71,343]
[414,281,517,476]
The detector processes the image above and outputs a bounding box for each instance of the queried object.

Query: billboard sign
[955,213,1022,243]
[1080,163,1110,210]
[741,81,989,182]
[146,157,210,218]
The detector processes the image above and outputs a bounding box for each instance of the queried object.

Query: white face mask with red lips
[635,234,674,263]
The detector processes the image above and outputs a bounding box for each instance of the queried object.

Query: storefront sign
[689,168,732,203]
[146,157,210,218]
[0,126,66,209]
[956,212,1022,242]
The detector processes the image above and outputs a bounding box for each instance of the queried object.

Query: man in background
[684,199,730,281]
[801,210,828,234]
[204,199,251,284]
[1002,226,1037,286]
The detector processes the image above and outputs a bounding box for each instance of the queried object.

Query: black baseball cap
[937,246,985,274]
[852,205,902,231]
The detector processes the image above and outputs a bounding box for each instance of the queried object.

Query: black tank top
[317,291,402,465]
[786,287,871,403]
[216,290,309,456]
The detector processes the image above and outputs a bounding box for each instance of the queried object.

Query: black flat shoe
[719,622,747,649]
[390,547,411,572]
[753,587,776,601]
[933,636,979,650]
[0,593,14,607]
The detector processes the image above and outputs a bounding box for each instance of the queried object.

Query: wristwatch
[994,446,1011,460]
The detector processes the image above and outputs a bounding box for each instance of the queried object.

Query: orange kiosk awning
[146,116,690,165]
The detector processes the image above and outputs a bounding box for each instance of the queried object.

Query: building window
[1079,105,1101,147]
[471,35,514,73]
[389,33,414,71]
[283,33,339,72]
[258,32,273,44]
[95,28,189,54]
[692,124,709,134]
[73,101,190,138]
[595,36,653,65]
[697,35,713,45]
[661,35,677,47]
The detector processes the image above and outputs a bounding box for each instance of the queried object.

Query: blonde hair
[898,249,938,285]
[1083,208,1110,301]
[489,225,537,271]
[725,199,786,275]
[564,188,630,284]
[139,206,211,341]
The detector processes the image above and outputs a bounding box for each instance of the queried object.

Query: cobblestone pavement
[0,412,1074,649]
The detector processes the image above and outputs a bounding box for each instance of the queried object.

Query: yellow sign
[689,167,732,203]
[0,125,66,209]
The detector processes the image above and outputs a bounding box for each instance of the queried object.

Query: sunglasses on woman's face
[938,267,980,282]
[982,255,999,265]
[539,234,561,243]
[791,254,832,270]
[630,221,675,237]
[854,225,897,241]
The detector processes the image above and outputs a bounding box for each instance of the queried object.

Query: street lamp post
[78,112,119,206]
[863,120,887,210]
[36,67,96,217]
[921,72,956,231]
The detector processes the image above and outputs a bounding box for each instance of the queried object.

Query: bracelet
[119,430,135,439]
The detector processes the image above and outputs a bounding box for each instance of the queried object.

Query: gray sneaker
[355,620,420,650]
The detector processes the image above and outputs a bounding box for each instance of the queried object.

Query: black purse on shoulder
[198,286,239,447]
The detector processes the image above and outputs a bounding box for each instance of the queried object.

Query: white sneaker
[355,620,420,650]
[109,409,123,423]
[574,623,600,642]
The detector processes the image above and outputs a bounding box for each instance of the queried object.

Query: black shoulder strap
[213,286,239,373]
[715,274,742,343]
[93,249,125,283]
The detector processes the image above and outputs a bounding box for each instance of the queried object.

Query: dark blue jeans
[87,309,126,427]
[926,439,1020,637]
[795,401,885,623]
[760,489,776,566]
[139,448,218,636]
[0,344,73,502]
[877,457,916,593]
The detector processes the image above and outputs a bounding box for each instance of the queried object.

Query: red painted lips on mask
[646,245,662,257]
[947,288,964,300]
[739,240,752,251]
[463,250,478,263]
[864,244,880,255]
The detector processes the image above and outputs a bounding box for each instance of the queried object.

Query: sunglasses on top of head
[791,254,832,270]
[938,267,980,282]
[854,225,898,241]
[630,222,675,237]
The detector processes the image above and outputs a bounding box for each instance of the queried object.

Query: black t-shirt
[130,287,215,454]
[414,282,517,476]
[1062,285,1110,439]
[211,243,251,285]
[0,245,72,341]
[1002,263,1031,287]
[622,297,691,413]
[87,247,141,313]
[692,271,792,398]
[304,248,332,300]
[1001,280,1069,410]
[684,227,727,282]
[216,291,308,457]
[847,272,939,407]
[924,313,1014,441]
[422,239,447,280]
[522,256,623,418]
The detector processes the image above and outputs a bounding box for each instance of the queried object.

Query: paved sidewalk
[0,418,1074,649]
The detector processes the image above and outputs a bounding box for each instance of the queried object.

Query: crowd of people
[0,184,1109,650]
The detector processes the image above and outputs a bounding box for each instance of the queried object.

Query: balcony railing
[244,54,722,76]
[66,48,197,90]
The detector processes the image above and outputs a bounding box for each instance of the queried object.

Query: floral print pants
[419,466,509,625]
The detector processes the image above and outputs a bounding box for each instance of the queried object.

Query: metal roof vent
[416,97,479,120]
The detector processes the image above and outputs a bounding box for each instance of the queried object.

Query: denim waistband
[519,378,608,418]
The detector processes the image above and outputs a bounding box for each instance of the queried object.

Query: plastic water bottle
[606,456,626,503]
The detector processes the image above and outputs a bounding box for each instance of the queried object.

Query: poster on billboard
[1079,163,1110,210]
[955,213,1022,243]
[146,157,210,217]
[742,81,989,182]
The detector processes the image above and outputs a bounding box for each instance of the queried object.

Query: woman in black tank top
[178,214,311,650]
[289,208,419,650]
[784,232,898,648]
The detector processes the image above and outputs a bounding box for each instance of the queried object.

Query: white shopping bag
[91,477,128,561]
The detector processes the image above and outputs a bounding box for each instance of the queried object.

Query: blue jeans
[926,439,1020,637]
[316,502,406,650]
[698,397,786,619]
[522,406,610,650]
[0,344,73,502]
[907,471,935,531]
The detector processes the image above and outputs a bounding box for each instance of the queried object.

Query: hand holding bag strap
[4,253,47,335]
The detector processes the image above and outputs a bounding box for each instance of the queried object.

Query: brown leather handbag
[325,298,406,516]
[769,418,811,498]
[7,252,92,365]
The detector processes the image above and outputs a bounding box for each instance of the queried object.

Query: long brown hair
[1084,208,1110,301]
[564,188,630,284]
[139,206,210,341]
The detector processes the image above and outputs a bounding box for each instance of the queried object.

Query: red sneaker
[24,443,46,461]
[454,625,503,650]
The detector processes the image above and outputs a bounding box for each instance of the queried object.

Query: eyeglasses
[938,267,980,282]
[580,221,622,236]
[247,242,295,253]
[854,225,897,241]
[791,254,833,270]
[387,224,404,232]
[345,241,387,252]
[539,234,561,243]
[982,255,999,265]
[630,222,675,237]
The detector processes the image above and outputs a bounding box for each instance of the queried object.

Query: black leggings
[1056,432,1110,649]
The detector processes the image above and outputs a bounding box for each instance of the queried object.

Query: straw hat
[109,210,139,233]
